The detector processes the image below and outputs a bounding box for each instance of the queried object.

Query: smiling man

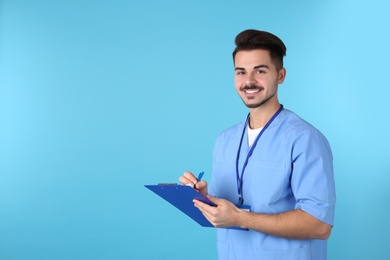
[179,29,336,260]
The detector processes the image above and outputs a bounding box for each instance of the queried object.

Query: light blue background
[1,0,389,259]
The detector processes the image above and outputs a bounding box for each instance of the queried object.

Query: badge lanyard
[235,105,284,206]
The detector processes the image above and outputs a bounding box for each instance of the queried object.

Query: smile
[244,89,260,94]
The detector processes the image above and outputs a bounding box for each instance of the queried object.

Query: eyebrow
[234,64,269,71]
[254,64,269,69]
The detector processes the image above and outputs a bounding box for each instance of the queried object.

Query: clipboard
[145,184,216,227]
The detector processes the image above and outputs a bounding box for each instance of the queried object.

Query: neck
[248,102,281,129]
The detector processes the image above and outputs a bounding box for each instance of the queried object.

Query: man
[179,29,336,260]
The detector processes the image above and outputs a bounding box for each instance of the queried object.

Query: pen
[194,171,204,189]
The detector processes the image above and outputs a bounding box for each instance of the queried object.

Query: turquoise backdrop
[1,0,389,259]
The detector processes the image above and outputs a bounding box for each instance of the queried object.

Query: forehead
[234,49,273,68]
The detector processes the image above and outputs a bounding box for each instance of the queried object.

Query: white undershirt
[247,125,263,147]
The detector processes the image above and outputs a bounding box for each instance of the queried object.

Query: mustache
[241,85,264,90]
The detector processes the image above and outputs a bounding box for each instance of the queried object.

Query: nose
[245,73,256,86]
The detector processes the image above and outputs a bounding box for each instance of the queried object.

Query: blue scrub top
[209,109,336,260]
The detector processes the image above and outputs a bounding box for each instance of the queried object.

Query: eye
[235,71,245,76]
[256,69,265,74]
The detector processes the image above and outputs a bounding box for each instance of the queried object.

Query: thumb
[206,194,223,205]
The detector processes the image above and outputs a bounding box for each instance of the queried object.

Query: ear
[278,68,286,84]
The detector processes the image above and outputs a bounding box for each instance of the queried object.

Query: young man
[179,29,336,260]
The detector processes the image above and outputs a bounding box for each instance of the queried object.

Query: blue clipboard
[145,184,216,227]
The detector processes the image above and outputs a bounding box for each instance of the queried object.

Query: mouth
[242,87,263,95]
[244,89,260,94]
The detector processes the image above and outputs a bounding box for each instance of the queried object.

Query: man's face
[234,49,285,109]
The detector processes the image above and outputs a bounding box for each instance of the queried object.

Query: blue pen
[194,171,204,189]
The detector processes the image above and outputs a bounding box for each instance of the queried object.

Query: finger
[193,199,214,214]
[178,176,191,185]
[194,180,206,190]
[178,171,196,186]
[206,194,222,204]
[183,171,197,186]
[193,200,218,227]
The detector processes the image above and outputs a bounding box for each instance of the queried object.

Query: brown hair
[232,29,287,71]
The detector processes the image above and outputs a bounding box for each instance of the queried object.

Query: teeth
[245,89,259,94]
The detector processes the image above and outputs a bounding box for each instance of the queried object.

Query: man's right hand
[179,171,208,197]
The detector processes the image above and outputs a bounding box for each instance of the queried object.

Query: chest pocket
[244,161,290,206]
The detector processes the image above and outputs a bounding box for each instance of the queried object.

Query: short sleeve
[291,128,336,226]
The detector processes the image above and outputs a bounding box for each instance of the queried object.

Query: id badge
[238,204,251,212]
